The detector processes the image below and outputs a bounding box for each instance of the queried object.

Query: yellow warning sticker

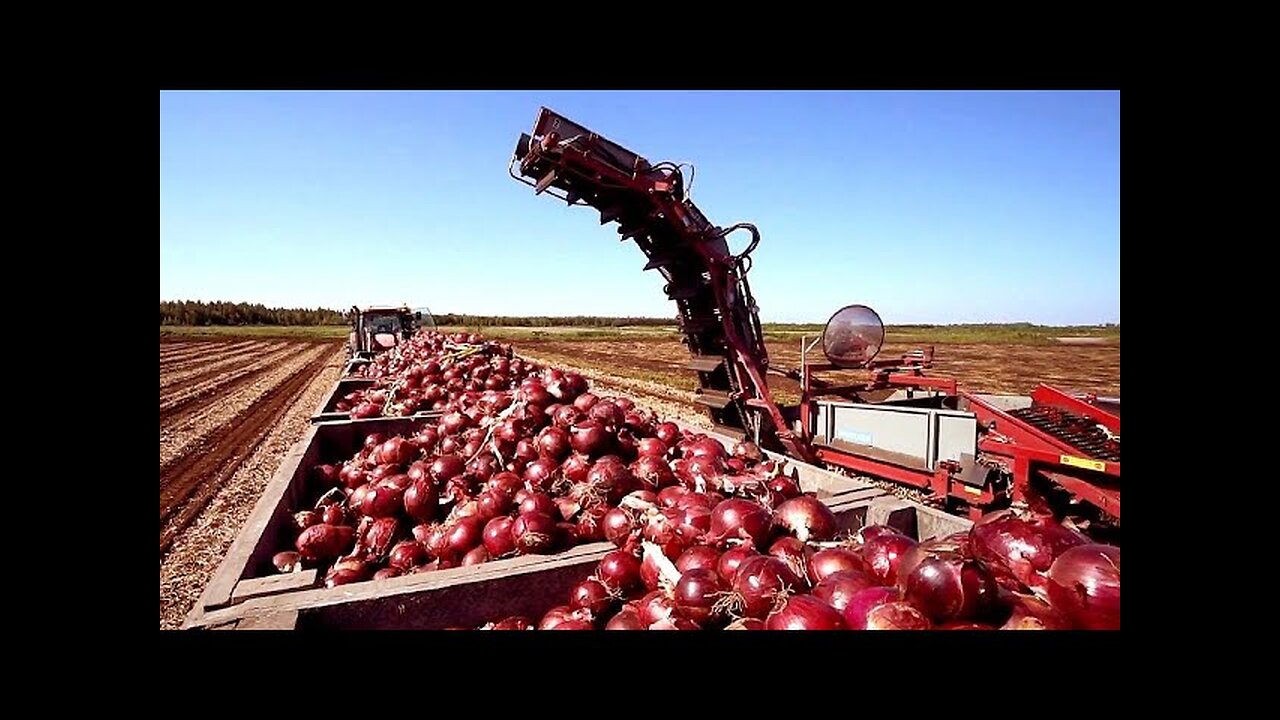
[1060,455,1106,472]
[963,485,983,496]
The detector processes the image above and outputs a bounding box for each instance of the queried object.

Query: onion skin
[772,496,840,542]
[462,545,490,566]
[865,602,931,630]
[388,540,428,571]
[445,516,486,558]
[843,586,904,630]
[482,516,517,557]
[970,510,1088,592]
[490,617,535,631]
[861,533,918,585]
[606,609,646,630]
[603,507,635,547]
[809,548,866,584]
[901,555,1000,624]
[766,595,847,630]
[292,511,321,532]
[1046,544,1120,630]
[570,579,614,616]
[676,545,722,574]
[272,551,301,573]
[1002,593,1072,630]
[732,556,802,619]
[296,524,355,563]
[512,512,557,555]
[709,498,774,549]
[767,537,814,588]
[403,479,439,523]
[598,550,643,593]
[716,546,758,584]
[812,570,878,612]
[673,568,726,625]
[725,618,766,630]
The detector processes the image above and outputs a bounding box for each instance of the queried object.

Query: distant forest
[160,301,346,326]
[431,314,672,327]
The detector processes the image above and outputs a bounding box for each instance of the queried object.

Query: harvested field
[159,337,343,627]
[517,337,1121,410]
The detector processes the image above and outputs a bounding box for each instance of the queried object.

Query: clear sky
[160,91,1119,325]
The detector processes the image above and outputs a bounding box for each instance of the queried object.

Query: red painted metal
[510,108,1118,522]
[1032,384,1120,434]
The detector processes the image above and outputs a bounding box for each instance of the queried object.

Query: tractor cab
[348,305,424,359]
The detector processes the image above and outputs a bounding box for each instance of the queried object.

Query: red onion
[809,548,865,584]
[573,393,599,412]
[725,618,766,630]
[772,496,839,542]
[314,463,340,486]
[1046,544,1120,630]
[462,545,490,566]
[767,537,814,587]
[512,512,557,554]
[537,426,571,461]
[559,453,591,483]
[523,457,559,491]
[570,420,610,456]
[677,545,722,574]
[767,475,802,500]
[658,486,692,508]
[445,516,486,557]
[733,440,765,463]
[514,439,539,464]
[373,567,402,581]
[865,602,931,630]
[637,438,668,458]
[476,490,510,519]
[363,517,400,561]
[403,479,438,523]
[589,400,624,427]
[598,550,643,593]
[708,498,773,549]
[685,437,727,460]
[766,595,846,630]
[654,422,680,445]
[539,606,592,630]
[570,579,614,615]
[295,524,354,563]
[674,568,725,625]
[414,427,439,453]
[321,503,347,526]
[439,412,470,435]
[842,586,903,629]
[487,471,524,499]
[430,454,465,482]
[649,617,700,630]
[716,546,758,584]
[811,570,878,612]
[482,516,517,557]
[518,492,558,518]
[732,556,802,619]
[606,608,645,630]
[632,456,677,490]
[603,507,636,547]
[970,510,1089,593]
[575,504,610,541]
[273,551,301,573]
[1002,593,1072,630]
[389,540,427,570]
[861,532,918,585]
[901,553,1000,624]
[292,510,321,532]
[637,591,676,625]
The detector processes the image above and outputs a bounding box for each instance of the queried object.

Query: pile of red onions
[476,507,1119,630]
[279,330,831,593]
[287,331,1120,630]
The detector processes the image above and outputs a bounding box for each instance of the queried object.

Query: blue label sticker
[838,430,874,445]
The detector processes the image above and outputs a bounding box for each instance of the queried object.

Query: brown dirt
[159,343,320,422]
[158,341,281,391]
[159,341,341,558]
[159,345,343,629]
[519,338,1121,400]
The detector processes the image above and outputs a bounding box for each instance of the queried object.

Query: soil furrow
[159,344,315,423]
[159,346,336,557]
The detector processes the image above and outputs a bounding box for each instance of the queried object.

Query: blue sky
[160,91,1119,324]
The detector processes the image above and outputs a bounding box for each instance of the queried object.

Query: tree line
[159,302,676,328]
[160,301,347,326]
[431,314,673,327]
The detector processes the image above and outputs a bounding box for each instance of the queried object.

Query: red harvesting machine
[510,108,1119,529]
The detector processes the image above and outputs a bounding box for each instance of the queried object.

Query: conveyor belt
[1008,405,1120,462]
